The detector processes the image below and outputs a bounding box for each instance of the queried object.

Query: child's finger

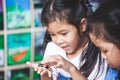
[26,61,32,67]
[26,61,38,71]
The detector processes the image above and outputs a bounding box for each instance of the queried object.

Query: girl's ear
[80,18,87,32]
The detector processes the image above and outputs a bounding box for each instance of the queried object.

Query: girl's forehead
[47,21,76,32]
[90,33,116,49]
[48,20,72,28]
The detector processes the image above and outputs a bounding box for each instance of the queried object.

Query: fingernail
[48,71,51,77]
[26,61,30,64]
[37,71,40,74]
[34,68,37,71]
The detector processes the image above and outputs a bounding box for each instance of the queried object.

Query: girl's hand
[41,55,75,73]
[41,55,87,80]
[26,62,52,77]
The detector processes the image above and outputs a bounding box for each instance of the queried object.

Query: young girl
[87,0,120,79]
[27,0,107,80]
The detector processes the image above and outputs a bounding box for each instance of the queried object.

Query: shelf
[0,0,46,80]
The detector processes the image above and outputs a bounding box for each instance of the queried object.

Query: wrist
[68,66,87,80]
[68,65,78,74]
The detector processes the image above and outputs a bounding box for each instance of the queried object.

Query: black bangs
[90,23,106,39]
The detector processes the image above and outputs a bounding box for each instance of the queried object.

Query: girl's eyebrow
[48,29,69,34]
[58,30,69,33]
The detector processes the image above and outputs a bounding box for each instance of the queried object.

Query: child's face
[47,21,81,54]
[89,33,120,70]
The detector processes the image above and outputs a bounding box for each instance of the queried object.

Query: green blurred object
[7,33,31,65]
[33,70,41,80]
[0,35,4,49]
[11,68,30,80]
[6,0,31,29]
[12,72,29,80]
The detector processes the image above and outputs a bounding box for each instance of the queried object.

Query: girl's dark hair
[42,0,92,54]
[80,38,104,78]
[87,0,120,49]
[42,0,103,78]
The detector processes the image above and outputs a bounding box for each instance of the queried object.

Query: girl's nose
[56,38,64,44]
[54,36,64,45]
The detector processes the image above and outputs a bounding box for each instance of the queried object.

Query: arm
[68,65,87,80]
[41,73,52,80]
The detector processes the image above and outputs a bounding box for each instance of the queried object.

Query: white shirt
[44,42,108,80]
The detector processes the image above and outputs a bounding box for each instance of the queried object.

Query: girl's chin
[66,50,73,54]
[63,49,72,53]
[109,64,119,70]
[109,64,114,68]
[66,51,72,54]
[66,52,72,54]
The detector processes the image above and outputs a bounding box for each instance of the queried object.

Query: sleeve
[43,42,66,80]
[43,41,65,59]
[43,42,56,59]
[43,42,60,80]
[87,56,108,80]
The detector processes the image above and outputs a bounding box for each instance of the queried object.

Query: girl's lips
[61,46,68,50]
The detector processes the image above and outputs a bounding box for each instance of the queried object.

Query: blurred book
[7,68,30,80]
[34,0,44,27]
[6,0,31,29]
[7,33,31,65]
[34,31,45,61]
[0,0,3,30]
[0,71,4,80]
[0,35,4,66]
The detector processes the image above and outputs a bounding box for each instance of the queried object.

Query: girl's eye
[61,32,67,36]
[102,50,108,54]
[49,34,55,36]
